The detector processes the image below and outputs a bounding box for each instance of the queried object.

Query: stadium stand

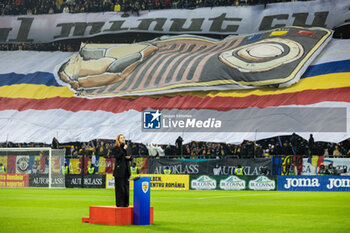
[0,0,349,160]
[1,134,350,158]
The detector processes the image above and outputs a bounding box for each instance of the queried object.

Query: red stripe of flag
[1,87,350,113]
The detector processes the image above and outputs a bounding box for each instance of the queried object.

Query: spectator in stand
[266,144,272,155]
[323,144,330,156]
[88,164,95,174]
[212,144,218,157]
[326,143,333,156]
[233,145,241,157]
[146,144,157,157]
[131,0,140,15]
[245,141,255,158]
[184,144,191,156]
[51,137,59,149]
[208,146,215,157]
[326,163,337,175]
[164,144,174,156]
[158,145,165,156]
[114,0,121,11]
[61,162,69,174]
[206,147,212,156]
[105,142,113,157]
[0,163,6,173]
[318,163,327,175]
[192,145,200,156]
[219,145,225,157]
[308,134,315,151]
[342,138,350,152]
[316,142,325,155]
[175,136,183,155]
[146,143,164,157]
[95,140,108,157]
[213,164,221,175]
[138,144,148,156]
[295,139,305,155]
[71,146,80,158]
[290,133,298,155]
[273,142,282,155]
[281,142,293,155]
[333,144,342,157]
[131,143,139,156]
[240,143,246,157]
[304,144,311,157]
[234,165,244,175]
[342,138,350,157]
[62,4,69,13]
[255,144,263,157]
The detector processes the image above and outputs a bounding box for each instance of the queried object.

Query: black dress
[112,144,132,207]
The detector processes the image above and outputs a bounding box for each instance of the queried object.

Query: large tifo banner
[59,26,331,97]
[190,175,277,191]
[147,158,271,176]
[278,176,350,192]
[0,0,347,43]
[1,37,350,145]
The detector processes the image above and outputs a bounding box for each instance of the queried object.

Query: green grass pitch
[1,188,350,233]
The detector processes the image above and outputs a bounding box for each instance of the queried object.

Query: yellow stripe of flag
[0,73,349,99]
[0,84,75,99]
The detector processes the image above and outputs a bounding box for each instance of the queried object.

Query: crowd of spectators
[1,0,312,16]
[1,134,350,159]
[0,0,346,52]
[161,134,350,158]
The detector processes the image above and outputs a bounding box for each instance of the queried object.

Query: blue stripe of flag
[301,59,350,79]
[0,72,61,87]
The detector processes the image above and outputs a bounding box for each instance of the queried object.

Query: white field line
[196,193,273,200]
[155,193,276,200]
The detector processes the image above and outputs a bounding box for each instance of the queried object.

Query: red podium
[82,206,154,225]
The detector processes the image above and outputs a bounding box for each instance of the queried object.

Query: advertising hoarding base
[82,206,154,225]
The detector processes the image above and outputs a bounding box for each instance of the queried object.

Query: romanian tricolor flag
[0,28,349,144]
[309,155,325,174]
